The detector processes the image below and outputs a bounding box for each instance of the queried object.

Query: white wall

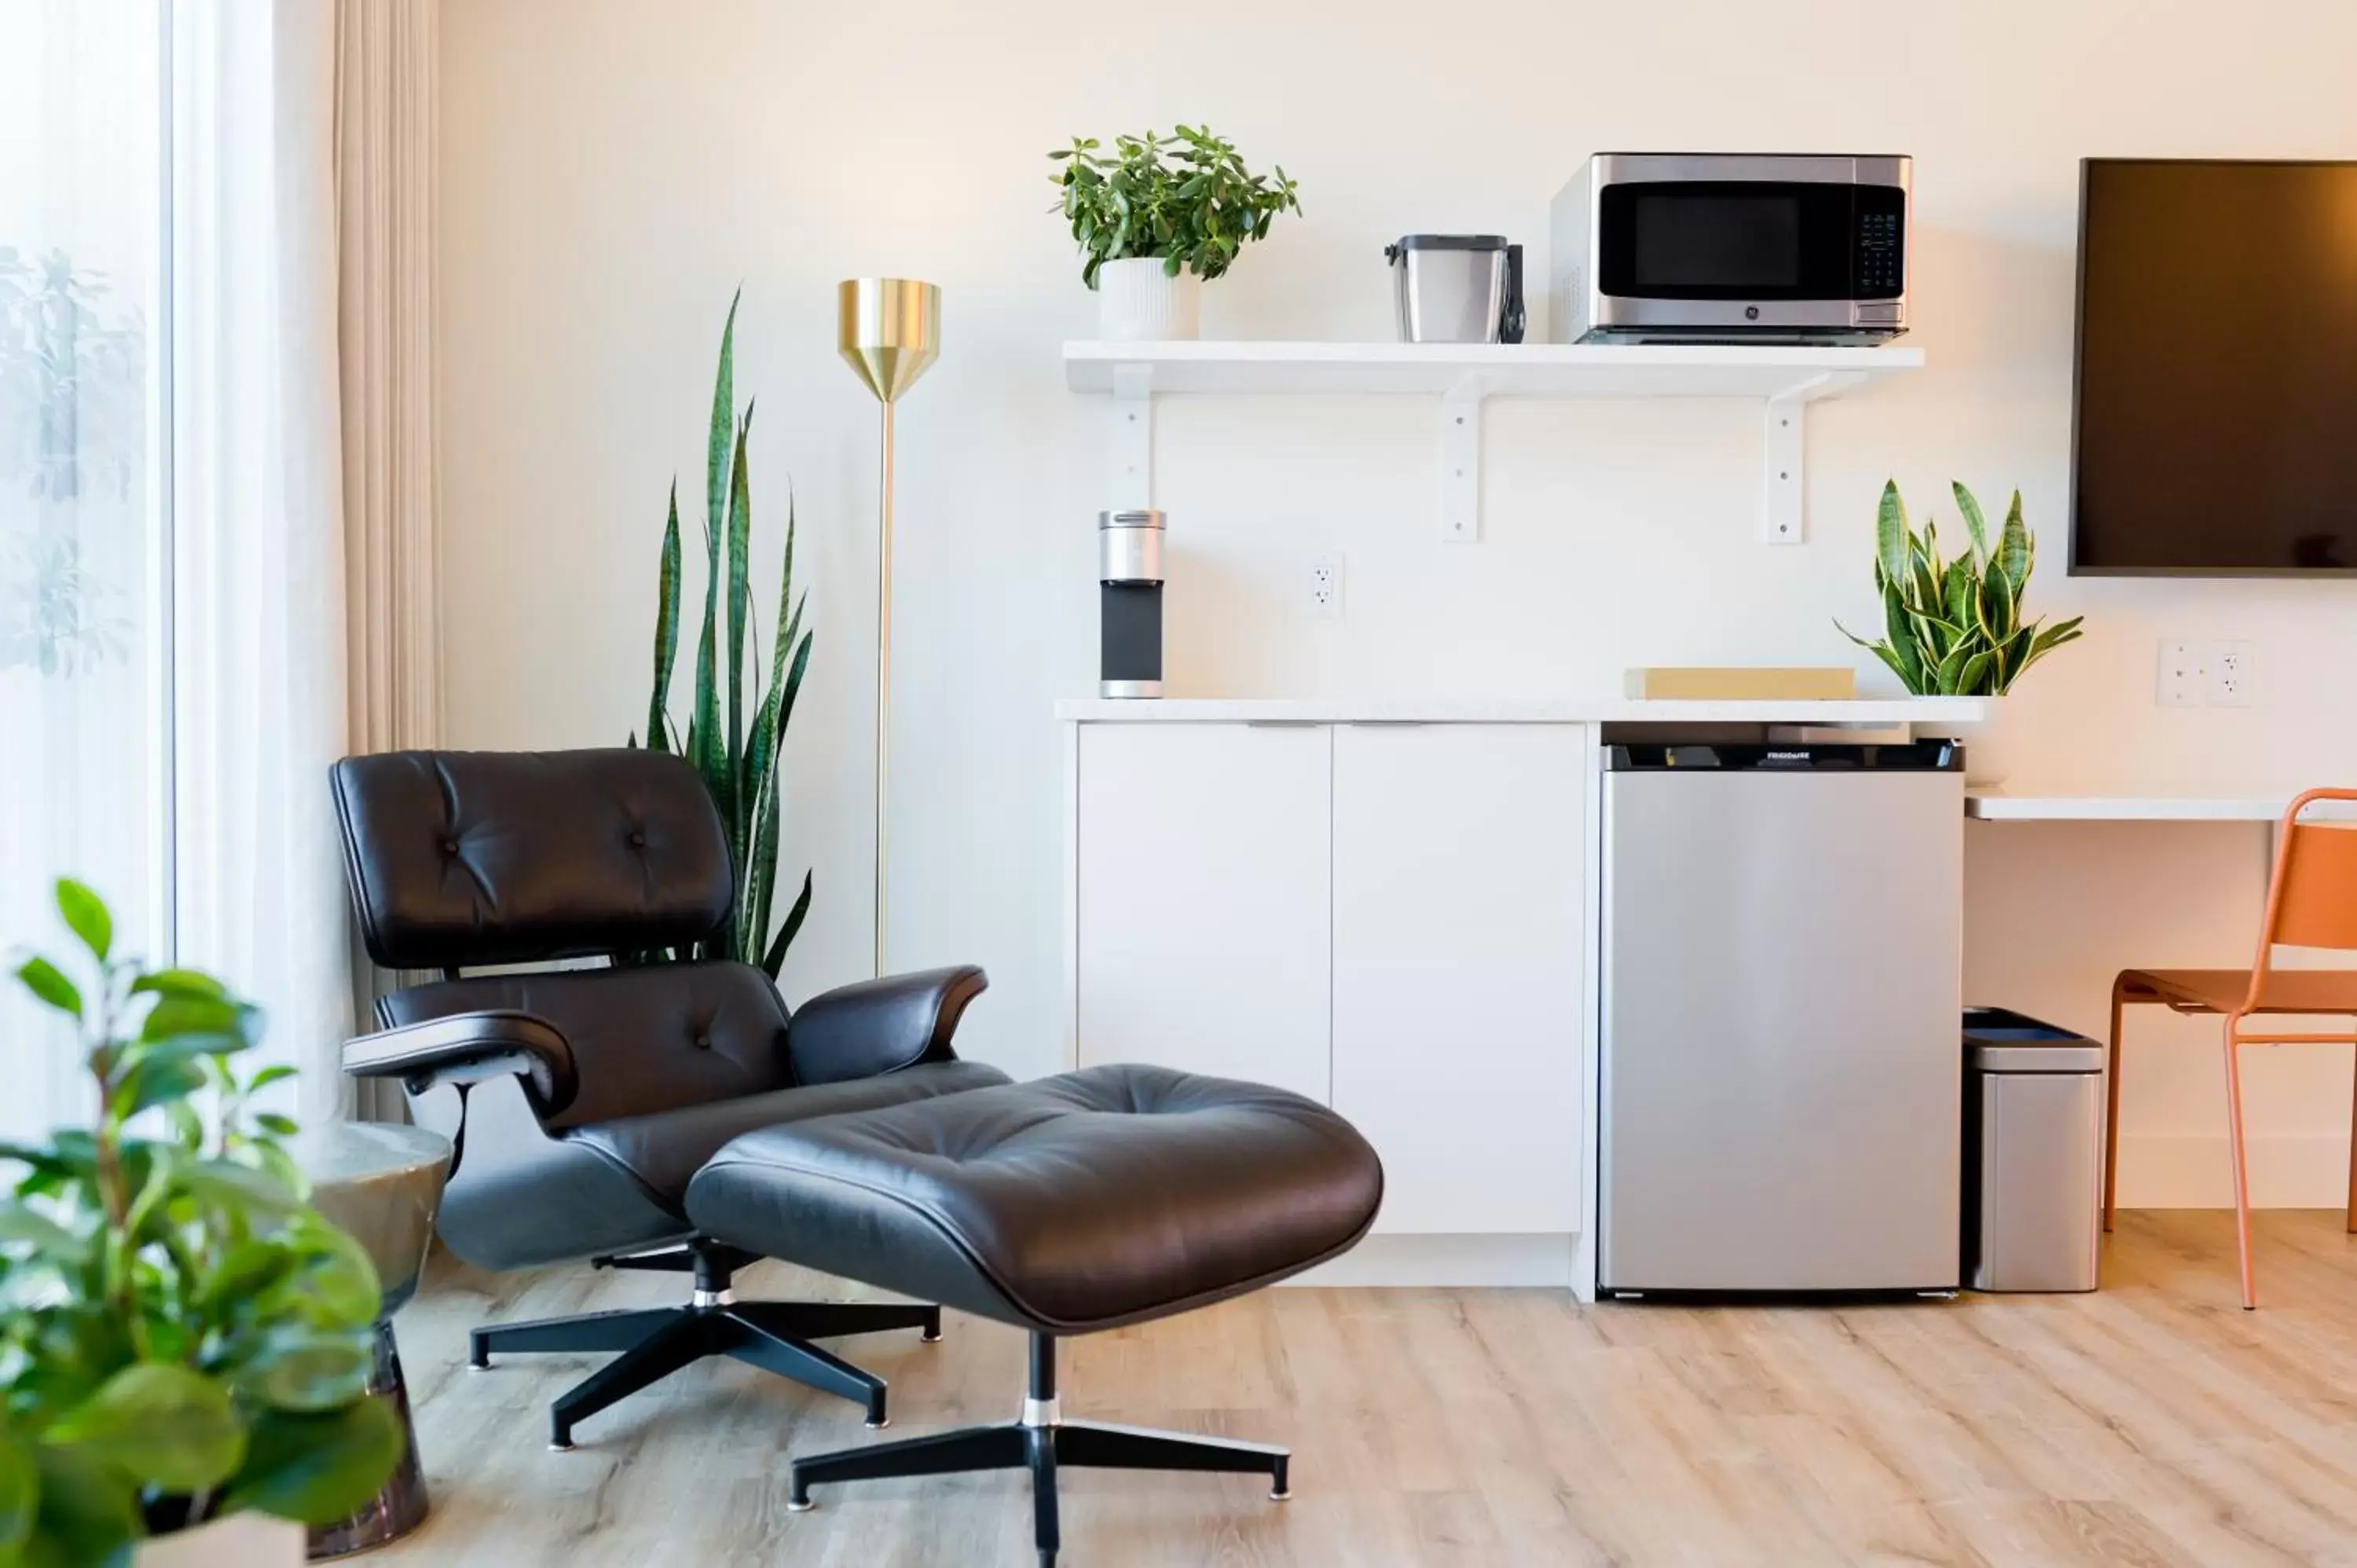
[438,0,2357,1205]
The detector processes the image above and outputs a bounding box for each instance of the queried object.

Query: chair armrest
[786,965,988,1087]
[342,1009,578,1115]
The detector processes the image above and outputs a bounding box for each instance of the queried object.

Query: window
[2,0,167,1137]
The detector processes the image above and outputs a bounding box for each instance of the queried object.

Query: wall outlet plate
[2209,640,2252,706]
[2157,637,2255,708]
[2157,638,2205,709]
[1305,553,1342,619]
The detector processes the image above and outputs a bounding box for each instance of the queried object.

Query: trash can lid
[1964,1008,2102,1072]
[1963,1006,2080,1036]
[1969,1039,2106,1073]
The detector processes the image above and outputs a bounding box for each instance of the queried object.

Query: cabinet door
[1332,723,1587,1234]
[1075,723,1332,1103]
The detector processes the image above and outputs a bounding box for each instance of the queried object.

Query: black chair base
[467,1240,941,1448]
[785,1332,1288,1568]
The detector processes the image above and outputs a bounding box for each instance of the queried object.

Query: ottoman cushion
[684,1064,1384,1333]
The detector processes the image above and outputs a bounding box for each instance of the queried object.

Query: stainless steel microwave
[1548,154,1911,343]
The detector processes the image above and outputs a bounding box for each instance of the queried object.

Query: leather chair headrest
[332,749,733,969]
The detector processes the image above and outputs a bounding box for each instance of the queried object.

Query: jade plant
[1049,126,1302,288]
[631,291,814,977]
[1838,480,2084,695]
[2,880,401,1564]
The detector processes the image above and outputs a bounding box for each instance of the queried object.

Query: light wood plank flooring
[372,1211,2357,1567]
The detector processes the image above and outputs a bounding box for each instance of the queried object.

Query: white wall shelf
[1063,340,1924,544]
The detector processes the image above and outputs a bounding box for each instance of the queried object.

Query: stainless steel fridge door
[1601,768,1963,1292]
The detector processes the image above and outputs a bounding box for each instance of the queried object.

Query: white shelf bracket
[1439,375,1494,543]
[1109,363,1154,511]
[1760,371,1866,545]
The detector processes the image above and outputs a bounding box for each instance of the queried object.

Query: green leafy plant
[1,247,145,680]
[1049,126,1302,288]
[1837,480,2084,696]
[631,291,813,978]
[2,881,403,1564]
[1,531,130,676]
[0,247,145,505]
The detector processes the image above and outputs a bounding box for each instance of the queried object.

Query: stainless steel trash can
[1962,1009,2105,1292]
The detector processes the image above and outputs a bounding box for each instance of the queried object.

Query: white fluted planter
[136,1516,305,1568]
[1096,256,1201,341]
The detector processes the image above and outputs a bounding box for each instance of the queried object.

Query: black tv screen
[2071,159,2357,575]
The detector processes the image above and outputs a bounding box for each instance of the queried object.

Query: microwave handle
[1500,243,1527,344]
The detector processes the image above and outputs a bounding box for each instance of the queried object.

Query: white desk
[1965,792,2320,822]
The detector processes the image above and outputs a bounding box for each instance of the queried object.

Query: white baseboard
[2116,1133,2352,1209]
[1280,1141,2352,1291]
[1283,1233,1577,1288]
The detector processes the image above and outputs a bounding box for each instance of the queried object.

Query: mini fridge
[1599,740,1964,1295]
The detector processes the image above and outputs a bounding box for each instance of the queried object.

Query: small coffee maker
[1098,508,1164,698]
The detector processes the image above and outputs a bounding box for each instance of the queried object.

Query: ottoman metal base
[786,1333,1288,1568]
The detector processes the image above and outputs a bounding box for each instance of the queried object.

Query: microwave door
[1577,168,1908,340]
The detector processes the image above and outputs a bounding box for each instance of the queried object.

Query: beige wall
[438,0,2357,1203]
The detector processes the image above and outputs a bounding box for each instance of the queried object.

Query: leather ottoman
[685,1064,1384,1566]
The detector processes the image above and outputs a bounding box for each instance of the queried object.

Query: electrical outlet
[2157,638,2205,708]
[2209,640,2253,706]
[1305,553,1343,620]
[2157,637,2256,707]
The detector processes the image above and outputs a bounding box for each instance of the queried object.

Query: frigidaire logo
[1765,751,1810,762]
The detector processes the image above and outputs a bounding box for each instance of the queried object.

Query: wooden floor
[375,1211,2357,1567]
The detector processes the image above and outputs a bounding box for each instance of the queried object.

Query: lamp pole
[837,279,940,976]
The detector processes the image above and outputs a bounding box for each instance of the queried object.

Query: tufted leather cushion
[379,962,794,1131]
[685,1064,1385,1333]
[332,749,732,969]
[566,1061,1012,1214]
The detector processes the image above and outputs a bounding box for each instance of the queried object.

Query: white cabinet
[1332,724,1588,1234]
[1072,722,1331,1102]
[1069,718,1592,1252]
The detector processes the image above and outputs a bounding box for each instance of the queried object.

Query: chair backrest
[376,962,792,1129]
[2260,789,2357,953]
[332,748,733,969]
[333,749,796,1127]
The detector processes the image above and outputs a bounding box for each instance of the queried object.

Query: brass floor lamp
[838,278,940,976]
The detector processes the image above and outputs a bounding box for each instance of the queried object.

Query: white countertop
[1056,696,1989,725]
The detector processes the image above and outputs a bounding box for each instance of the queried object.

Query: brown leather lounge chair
[332,748,1009,1447]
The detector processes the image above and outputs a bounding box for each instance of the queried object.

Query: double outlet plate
[1305,554,1343,619]
[2157,638,2252,708]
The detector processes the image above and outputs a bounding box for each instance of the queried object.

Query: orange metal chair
[2104,788,2357,1310]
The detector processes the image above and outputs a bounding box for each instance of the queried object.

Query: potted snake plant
[2,881,403,1567]
[1836,479,2084,785]
[1049,125,1301,340]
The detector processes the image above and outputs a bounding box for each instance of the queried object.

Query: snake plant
[1837,480,2083,696]
[631,291,813,976]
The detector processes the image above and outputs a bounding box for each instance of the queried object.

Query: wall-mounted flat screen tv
[2072,158,2357,575]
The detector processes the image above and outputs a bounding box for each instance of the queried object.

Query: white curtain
[170,0,353,1127]
[335,0,440,1118]
[0,1,165,1141]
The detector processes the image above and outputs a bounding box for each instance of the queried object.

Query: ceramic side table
[299,1121,453,1559]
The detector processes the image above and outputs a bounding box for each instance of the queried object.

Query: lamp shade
[838,278,940,404]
